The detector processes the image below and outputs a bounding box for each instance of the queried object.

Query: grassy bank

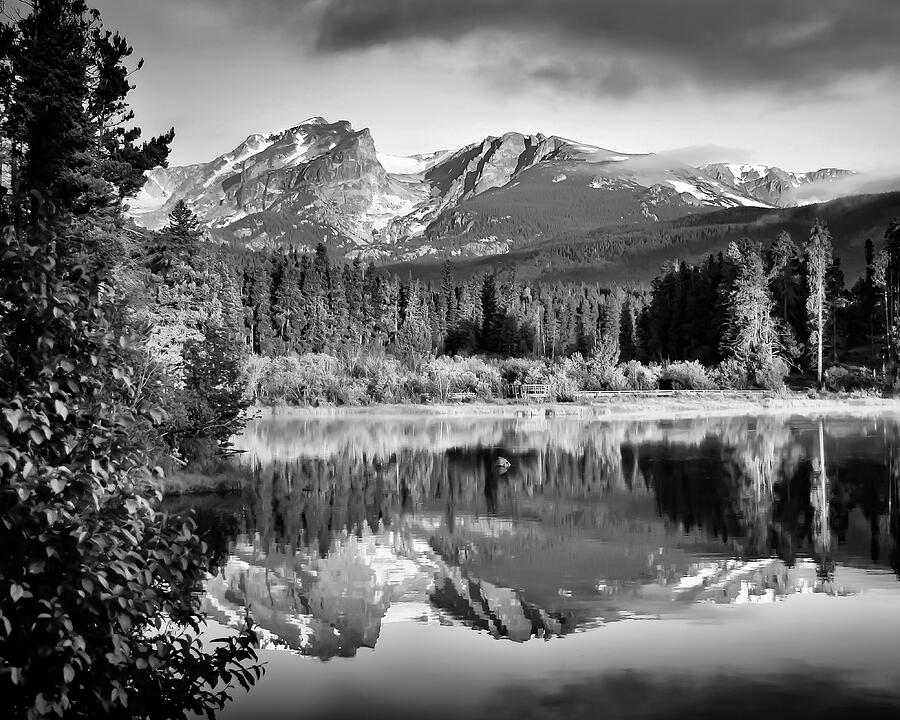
[249,389,900,421]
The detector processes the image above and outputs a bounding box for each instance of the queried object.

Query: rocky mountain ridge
[702,163,856,206]
[128,117,857,261]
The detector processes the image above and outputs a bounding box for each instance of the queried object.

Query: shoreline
[247,391,900,422]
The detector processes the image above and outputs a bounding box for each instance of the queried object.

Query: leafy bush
[711,358,753,390]
[621,361,659,391]
[177,325,250,450]
[597,364,629,391]
[400,372,431,402]
[658,361,718,390]
[425,356,502,400]
[824,365,881,392]
[545,364,579,401]
[751,355,789,390]
[1,218,262,718]
[498,358,541,386]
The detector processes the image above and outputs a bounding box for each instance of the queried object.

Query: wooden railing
[447,391,476,401]
[573,389,775,398]
[519,383,551,400]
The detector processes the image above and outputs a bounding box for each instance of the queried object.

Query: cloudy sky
[94,0,900,171]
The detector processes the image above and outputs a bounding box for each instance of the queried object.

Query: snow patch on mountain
[378,153,431,175]
[667,179,713,202]
[722,163,771,182]
[201,133,276,189]
[362,190,423,233]
[128,177,173,215]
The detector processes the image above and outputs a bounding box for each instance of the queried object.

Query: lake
[172,411,900,720]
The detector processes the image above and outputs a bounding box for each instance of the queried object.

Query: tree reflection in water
[172,414,900,659]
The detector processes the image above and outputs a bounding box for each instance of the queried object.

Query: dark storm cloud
[286,0,900,94]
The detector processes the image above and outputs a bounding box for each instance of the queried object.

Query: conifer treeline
[222,216,900,377]
[640,221,900,374]
[231,243,640,363]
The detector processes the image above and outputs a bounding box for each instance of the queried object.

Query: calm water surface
[172,413,900,720]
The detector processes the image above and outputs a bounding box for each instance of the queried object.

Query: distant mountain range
[128,117,898,272]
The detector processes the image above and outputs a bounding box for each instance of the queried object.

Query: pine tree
[180,324,249,447]
[326,260,349,349]
[766,231,804,365]
[299,249,328,352]
[148,200,204,278]
[825,257,846,364]
[881,220,900,371]
[768,232,800,321]
[346,258,365,345]
[440,258,455,326]
[363,263,387,346]
[141,196,211,380]
[721,239,779,366]
[481,274,500,351]
[271,249,303,353]
[215,259,246,345]
[596,289,623,366]
[619,297,637,361]
[805,221,834,385]
[849,238,882,365]
[243,258,274,354]
[397,280,431,360]
[2,0,173,221]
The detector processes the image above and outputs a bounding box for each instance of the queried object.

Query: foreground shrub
[658,361,718,390]
[498,358,543,386]
[545,364,579,401]
[241,350,806,404]
[751,355,789,390]
[621,361,660,391]
[824,365,881,392]
[2,219,263,718]
[425,356,502,400]
[711,358,754,390]
[596,364,629,391]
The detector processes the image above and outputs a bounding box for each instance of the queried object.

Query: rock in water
[495,457,511,469]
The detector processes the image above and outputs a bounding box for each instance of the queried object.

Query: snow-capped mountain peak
[702,162,855,206]
[127,118,865,262]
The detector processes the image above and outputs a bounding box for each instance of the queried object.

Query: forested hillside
[388,192,900,286]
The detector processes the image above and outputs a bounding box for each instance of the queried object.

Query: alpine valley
[128,117,900,282]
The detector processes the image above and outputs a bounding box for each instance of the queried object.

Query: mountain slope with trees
[387,191,900,287]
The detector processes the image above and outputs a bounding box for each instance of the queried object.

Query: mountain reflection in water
[168,414,900,661]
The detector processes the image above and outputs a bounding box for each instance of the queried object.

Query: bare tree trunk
[832,303,838,364]
[817,287,824,386]
[884,287,891,372]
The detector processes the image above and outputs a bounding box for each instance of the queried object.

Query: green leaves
[0,6,260,716]
[3,408,26,432]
